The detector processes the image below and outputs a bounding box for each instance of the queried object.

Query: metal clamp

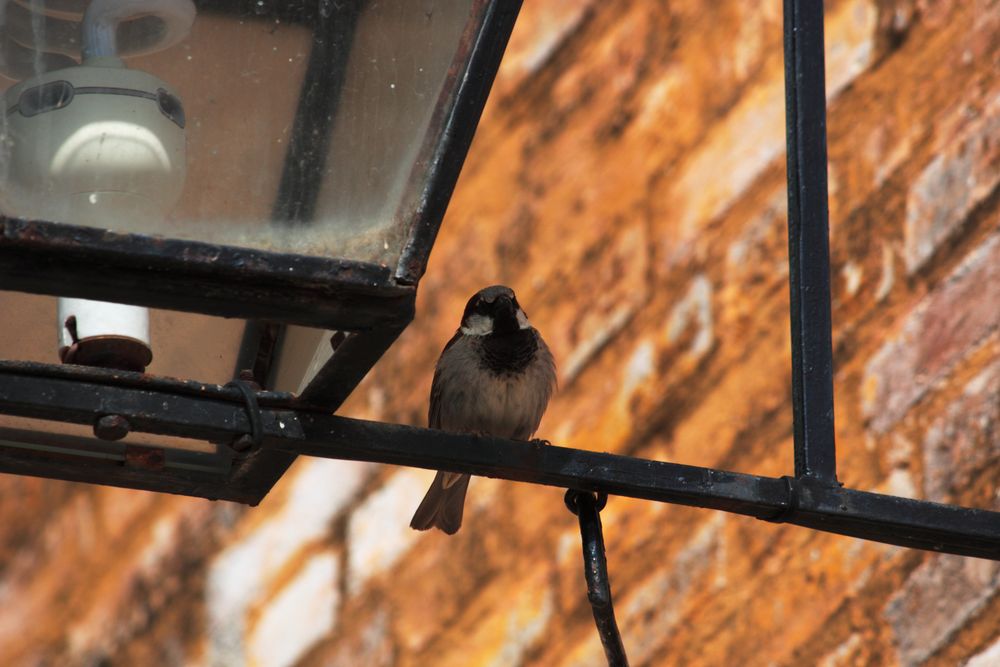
[761,476,801,524]
[224,379,263,454]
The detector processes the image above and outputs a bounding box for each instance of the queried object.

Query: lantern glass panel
[0,0,477,266]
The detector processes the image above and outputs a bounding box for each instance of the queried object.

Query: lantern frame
[0,0,523,503]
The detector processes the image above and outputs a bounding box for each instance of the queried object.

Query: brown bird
[410,285,556,534]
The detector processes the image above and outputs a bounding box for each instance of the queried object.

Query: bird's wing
[428,329,463,429]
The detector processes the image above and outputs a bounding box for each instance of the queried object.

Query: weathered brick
[247,551,339,667]
[495,0,597,96]
[614,514,725,664]
[322,608,396,667]
[863,231,1000,433]
[442,577,555,667]
[665,274,714,358]
[905,94,1000,274]
[923,358,1000,502]
[883,555,1000,666]
[206,459,368,665]
[817,633,863,667]
[660,0,875,259]
[966,635,1000,667]
[346,469,434,595]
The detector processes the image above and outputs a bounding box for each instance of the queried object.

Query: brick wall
[0,1,998,665]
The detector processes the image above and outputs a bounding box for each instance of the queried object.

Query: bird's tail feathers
[409,471,471,535]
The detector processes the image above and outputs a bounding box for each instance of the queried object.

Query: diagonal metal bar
[783,0,838,482]
[0,362,996,559]
[395,0,524,284]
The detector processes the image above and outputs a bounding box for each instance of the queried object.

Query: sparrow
[410,285,557,534]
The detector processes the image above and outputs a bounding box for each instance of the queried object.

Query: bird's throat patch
[480,329,538,374]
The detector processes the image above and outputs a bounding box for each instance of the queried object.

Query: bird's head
[459,285,531,336]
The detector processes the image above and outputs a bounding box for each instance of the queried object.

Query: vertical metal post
[783,0,838,483]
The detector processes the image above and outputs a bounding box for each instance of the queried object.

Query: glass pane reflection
[0,0,478,266]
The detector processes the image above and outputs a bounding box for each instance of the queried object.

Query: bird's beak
[496,295,514,317]
[493,295,519,333]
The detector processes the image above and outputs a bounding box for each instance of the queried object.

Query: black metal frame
[0,0,523,503]
[0,0,997,562]
[0,360,996,557]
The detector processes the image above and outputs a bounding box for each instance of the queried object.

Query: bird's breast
[434,335,554,440]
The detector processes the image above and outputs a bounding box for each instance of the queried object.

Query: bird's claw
[530,438,552,447]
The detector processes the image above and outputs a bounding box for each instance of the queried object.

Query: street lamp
[0,0,522,503]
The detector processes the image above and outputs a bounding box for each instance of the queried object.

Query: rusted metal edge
[0,218,405,293]
[395,0,524,284]
[0,218,416,330]
[0,360,298,406]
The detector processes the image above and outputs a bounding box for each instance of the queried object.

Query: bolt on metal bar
[566,490,629,667]
[783,0,838,482]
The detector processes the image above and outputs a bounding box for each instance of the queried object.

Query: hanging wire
[565,489,629,667]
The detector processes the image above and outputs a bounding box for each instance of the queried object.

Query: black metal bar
[230,0,365,404]
[282,415,1000,560]
[395,0,524,284]
[0,362,997,558]
[783,0,837,482]
[233,321,285,388]
[566,491,629,667]
[292,415,791,517]
[0,425,225,473]
[273,0,364,227]
[0,444,236,500]
[230,326,407,502]
[0,218,415,331]
[297,326,407,408]
[0,360,298,404]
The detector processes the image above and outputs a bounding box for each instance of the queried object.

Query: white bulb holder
[0,56,186,229]
[58,298,153,372]
[1,1,196,374]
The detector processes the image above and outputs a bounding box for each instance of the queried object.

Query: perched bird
[410,285,557,534]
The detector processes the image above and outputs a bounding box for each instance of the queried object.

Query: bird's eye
[474,300,491,315]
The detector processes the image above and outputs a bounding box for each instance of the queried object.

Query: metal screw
[94,415,130,441]
[124,445,165,471]
[237,370,262,389]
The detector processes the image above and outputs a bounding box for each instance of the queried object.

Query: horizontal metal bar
[0,425,226,473]
[283,413,792,517]
[275,415,1000,560]
[0,218,415,331]
[0,361,299,404]
[0,363,996,559]
[0,437,233,500]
